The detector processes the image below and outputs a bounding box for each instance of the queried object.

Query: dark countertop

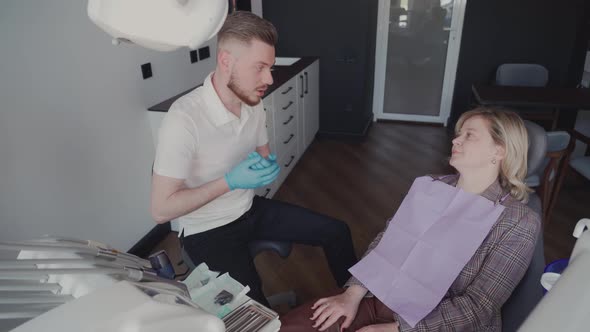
[148,56,319,112]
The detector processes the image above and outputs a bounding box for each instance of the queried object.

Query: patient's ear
[495,144,507,161]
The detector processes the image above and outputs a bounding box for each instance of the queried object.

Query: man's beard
[227,73,261,107]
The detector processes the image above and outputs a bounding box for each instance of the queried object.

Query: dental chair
[518,218,590,331]
[524,131,575,227]
[500,120,547,332]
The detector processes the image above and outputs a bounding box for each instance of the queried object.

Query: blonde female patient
[280,108,541,332]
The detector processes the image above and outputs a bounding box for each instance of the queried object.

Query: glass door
[372,0,466,125]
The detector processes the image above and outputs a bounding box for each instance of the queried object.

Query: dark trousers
[180,196,358,306]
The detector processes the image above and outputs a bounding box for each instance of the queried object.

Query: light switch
[190,50,198,64]
[141,63,152,79]
[198,46,210,60]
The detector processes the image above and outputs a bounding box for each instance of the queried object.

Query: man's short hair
[218,11,278,47]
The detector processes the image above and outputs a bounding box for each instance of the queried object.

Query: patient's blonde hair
[455,107,532,202]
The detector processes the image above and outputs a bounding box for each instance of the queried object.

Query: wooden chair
[495,63,559,129]
[569,129,590,182]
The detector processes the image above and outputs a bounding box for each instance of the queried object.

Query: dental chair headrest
[524,120,547,177]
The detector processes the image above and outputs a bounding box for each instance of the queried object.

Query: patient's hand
[310,285,367,331]
[356,322,400,332]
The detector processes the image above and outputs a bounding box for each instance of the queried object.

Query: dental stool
[180,240,297,308]
[248,241,297,309]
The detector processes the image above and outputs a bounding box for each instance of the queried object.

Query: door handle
[282,101,294,110]
[283,115,294,125]
[304,72,309,94]
[299,75,304,98]
[283,134,294,144]
[281,86,293,94]
[284,155,295,167]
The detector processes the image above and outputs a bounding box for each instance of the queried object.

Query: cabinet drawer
[275,104,296,130]
[262,94,274,133]
[274,105,296,139]
[275,99,296,127]
[273,80,297,125]
[274,77,297,105]
[276,119,297,161]
[263,104,274,131]
[276,144,298,188]
[254,181,278,199]
[263,105,274,144]
[269,140,277,157]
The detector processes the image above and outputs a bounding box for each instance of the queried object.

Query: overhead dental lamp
[87,0,228,51]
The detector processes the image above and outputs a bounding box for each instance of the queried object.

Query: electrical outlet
[141,63,152,79]
[198,46,210,60]
[190,50,198,63]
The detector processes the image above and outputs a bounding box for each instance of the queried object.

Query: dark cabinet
[262,0,378,137]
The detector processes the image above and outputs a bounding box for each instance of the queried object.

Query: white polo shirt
[153,73,268,236]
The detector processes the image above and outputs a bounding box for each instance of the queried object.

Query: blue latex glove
[225,153,280,190]
[249,152,277,170]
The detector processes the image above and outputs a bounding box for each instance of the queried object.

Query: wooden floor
[152,122,590,305]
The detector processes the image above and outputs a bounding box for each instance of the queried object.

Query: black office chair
[247,240,292,259]
[501,120,547,332]
[248,241,297,308]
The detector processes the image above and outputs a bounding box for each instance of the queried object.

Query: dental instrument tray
[222,299,279,332]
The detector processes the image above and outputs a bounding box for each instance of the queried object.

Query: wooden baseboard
[317,114,373,140]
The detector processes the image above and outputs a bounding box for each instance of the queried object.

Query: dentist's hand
[225,153,280,190]
[249,152,277,170]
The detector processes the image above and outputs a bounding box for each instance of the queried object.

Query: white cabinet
[255,59,320,198]
[255,75,299,198]
[272,76,299,163]
[263,94,276,155]
[298,60,320,151]
[255,92,277,199]
[303,60,320,149]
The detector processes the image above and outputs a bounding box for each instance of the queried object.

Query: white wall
[251,0,263,16]
[0,1,216,251]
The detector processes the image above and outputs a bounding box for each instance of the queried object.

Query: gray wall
[0,1,215,251]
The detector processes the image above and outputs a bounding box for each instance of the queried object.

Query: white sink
[274,57,301,66]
